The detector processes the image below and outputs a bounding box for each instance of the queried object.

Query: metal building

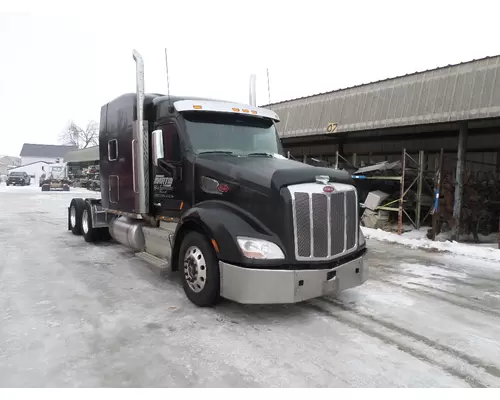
[64,146,99,164]
[267,55,500,142]
[266,55,500,242]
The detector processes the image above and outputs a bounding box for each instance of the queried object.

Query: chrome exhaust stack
[132,49,149,214]
[132,49,145,132]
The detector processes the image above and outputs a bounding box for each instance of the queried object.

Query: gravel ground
[1,185,500,388]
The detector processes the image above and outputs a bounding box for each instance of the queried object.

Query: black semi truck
[67,50,368,307]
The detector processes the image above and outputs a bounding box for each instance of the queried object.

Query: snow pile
[362,226,500,262]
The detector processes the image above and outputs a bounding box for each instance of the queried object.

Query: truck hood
[195,154,354,193]
[193,155,356,258]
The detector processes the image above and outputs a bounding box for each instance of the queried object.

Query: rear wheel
[81,202,99,243]
[179,231,220,307]
[69,198,85,235]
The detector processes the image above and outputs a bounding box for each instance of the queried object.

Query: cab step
[136,252,169,270]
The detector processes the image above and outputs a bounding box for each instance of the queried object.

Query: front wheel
[179,231,220,307]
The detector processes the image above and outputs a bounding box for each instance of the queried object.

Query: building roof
[7,161,52,171]
[64,146,99,163]
[265,54,500,139]
[20,143,78,158]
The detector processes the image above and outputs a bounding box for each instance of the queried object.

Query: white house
[0,161,8,178]
[7,161,52,185]
[19,144,78,166]
[0,156,22,181]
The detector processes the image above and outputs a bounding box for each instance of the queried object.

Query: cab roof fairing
[173,100,280,122]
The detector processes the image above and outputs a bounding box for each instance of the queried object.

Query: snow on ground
[0,182,100,196]
[1,186,500,387]
[362,226,500,263]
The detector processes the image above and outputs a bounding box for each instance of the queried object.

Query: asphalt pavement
[1,185,499,387]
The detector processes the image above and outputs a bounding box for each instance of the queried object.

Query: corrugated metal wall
[269,56,500,139]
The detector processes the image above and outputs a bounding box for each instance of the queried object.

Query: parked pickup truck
[6,172,31,186]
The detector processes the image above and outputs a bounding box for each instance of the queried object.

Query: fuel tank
[108,216,146,251]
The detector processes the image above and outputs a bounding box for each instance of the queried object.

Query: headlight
[359,228,366,248]
[236,237,285,260]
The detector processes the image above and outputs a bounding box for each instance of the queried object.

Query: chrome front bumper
[219,255,367,305]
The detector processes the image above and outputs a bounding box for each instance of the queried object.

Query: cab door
[152,121,184,218]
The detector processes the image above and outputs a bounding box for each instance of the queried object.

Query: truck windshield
[183,111,284,157]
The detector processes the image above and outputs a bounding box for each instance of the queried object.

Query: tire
[69,198,85,235]
[179,231,220,307]
[81,202,99,243]
[41,184,50,192]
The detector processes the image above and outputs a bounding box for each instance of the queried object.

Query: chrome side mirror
[152,129,164,166]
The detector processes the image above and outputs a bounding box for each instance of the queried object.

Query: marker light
[217,183,230,193]
[193,105,202,109]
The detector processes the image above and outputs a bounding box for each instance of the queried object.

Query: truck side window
[162,123,181,162]
[108,139,118,161]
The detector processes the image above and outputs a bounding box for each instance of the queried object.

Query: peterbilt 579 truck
[67,50,368,307]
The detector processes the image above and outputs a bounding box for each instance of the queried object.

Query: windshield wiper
[246,152,274,157]
[198,150,236,155]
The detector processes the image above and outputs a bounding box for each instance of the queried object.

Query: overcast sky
[1,0,499,156]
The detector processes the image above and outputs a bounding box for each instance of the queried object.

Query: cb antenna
[266,68,271,104]
[164,48,172,109]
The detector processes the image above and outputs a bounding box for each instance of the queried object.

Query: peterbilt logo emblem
[323,186,334,193]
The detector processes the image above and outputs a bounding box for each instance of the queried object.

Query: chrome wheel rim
[70,206,76,227]
[184,246,207,293]
[82,209,89,234]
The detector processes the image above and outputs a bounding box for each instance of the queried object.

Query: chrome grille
[289,183,358,261]
[295,192,311,257]
[345,190,357,250]
[330,192,345,255]
[312,194,329,257]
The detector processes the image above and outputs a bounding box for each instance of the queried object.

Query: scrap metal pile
[429,169,500,242]
[351,160,433,230]
[70,164,100,192]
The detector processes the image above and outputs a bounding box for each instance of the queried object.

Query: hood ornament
[315,175,330,185]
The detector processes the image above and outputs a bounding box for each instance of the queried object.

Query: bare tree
[60,120,99,149]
